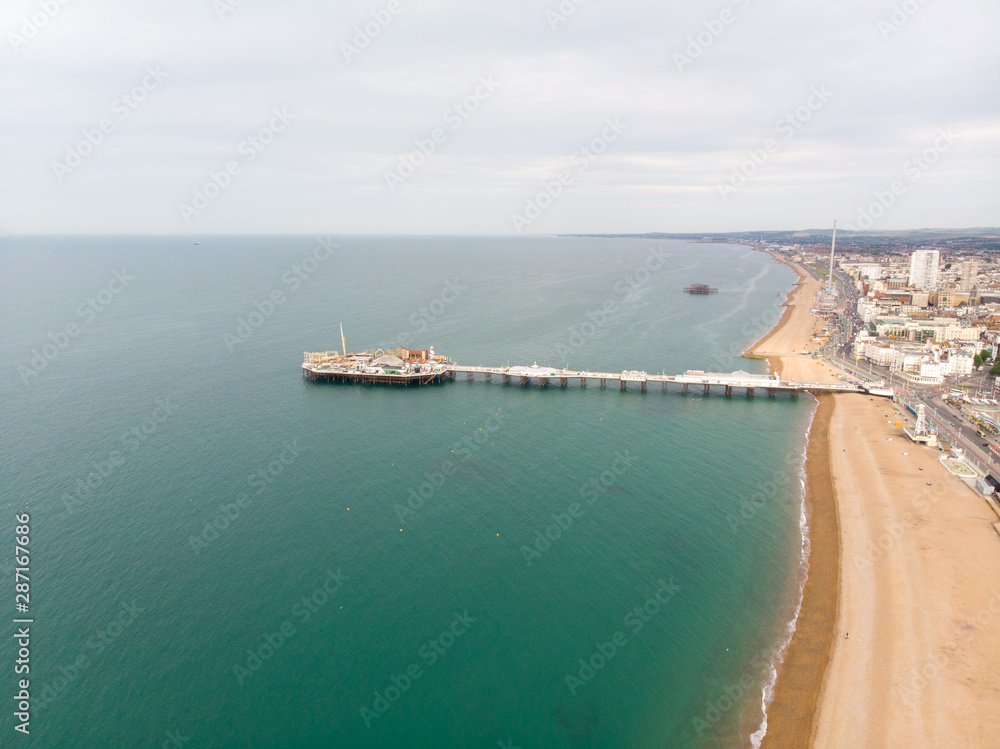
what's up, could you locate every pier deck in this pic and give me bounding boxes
[303,362,876,396]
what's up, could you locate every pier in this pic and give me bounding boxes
[302,357,878,397]
[442,365,867,396]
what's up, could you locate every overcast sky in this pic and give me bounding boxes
[1,0,997,234]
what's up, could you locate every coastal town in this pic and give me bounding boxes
[759,241,1000,460]
[743,239,1000,749]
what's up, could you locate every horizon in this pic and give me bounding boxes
[3,226,1000,237]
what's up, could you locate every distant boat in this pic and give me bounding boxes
[684,284,718,294]
[194,241,201,245]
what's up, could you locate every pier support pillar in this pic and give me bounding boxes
[662,381,667,391]
[467,372,474,381]
[447,370,455,380]
[560,377,567,388]
[600,379,606,389]
[520,376,529,387]
[704,384,711,396]
[725,385,733,397]
[683,384,689,394]
[580,378,586,388]
[748,387,755,398]
[790,390,798,398]
[503,374,510,385]
[485,373,491,382]
[769,388,777,398]
[540,377,548,388]
[641,380,646,392]
[620,379,627,391]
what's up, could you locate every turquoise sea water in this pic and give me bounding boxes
[0,236,813,748]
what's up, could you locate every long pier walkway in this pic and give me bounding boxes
[303,360,878,397]
[445,365,866,396]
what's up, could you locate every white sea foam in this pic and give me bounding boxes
[749,398,816,748]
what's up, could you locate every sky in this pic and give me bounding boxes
[1,0,998,235]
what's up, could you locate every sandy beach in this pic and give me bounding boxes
[744,254,843,384]
[752,252,1000,748]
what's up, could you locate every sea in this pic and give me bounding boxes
[0,236,814,748]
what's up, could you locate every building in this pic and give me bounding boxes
[853,331,872,359]
[959,260,980,292]
[946,353,974,376]
[936,289,976,308]
[859,263,883,280]
[936,324,983,343]
[907,361,945,386]
[862,341,898,367]
[908,249,940,290]
[873,317,983,344]
[401,347,430,362]
[857,300,878,324]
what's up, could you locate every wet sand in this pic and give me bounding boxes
[757,395,839,749]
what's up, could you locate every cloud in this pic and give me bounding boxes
[1,0,997,233]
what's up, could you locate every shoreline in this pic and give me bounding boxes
[747,397,816,749]
[743,250,803,371]
[756,394,839,749]
[740,250,840,749]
